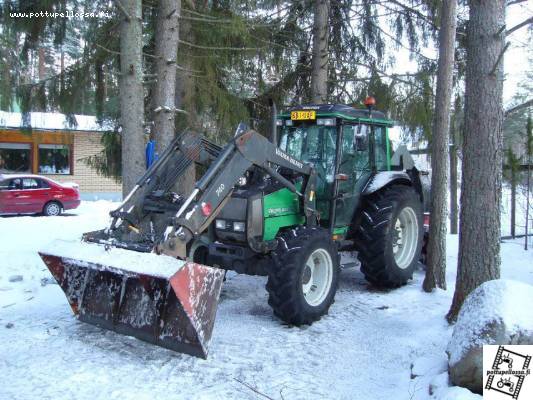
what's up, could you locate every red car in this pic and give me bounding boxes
[0,174,80,216]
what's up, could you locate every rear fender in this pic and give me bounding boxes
[362,169,424,204]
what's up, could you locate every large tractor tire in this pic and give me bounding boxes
[354,185,423,288]
[266,226,340,326]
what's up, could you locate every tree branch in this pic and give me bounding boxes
[96,43,121,56]
[505,99,533,117]
[114,0,131,22]
[490,42,510,76]
[507,0,529,6]
[233,378,275,400]
[506,16,533,36]
[179,39,260,51]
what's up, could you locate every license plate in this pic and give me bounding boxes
[291,110,316,120]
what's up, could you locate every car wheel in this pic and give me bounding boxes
[43,201,62,216]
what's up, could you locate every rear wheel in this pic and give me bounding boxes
[43,201,62,216]
[354,185,423,288]
[266,226,339,325]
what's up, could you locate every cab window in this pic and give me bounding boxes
[374,126,388,170]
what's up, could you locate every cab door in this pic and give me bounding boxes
[334,124,372,228]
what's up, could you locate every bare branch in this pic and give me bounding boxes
[114,0,131,22]
[96,43,121,56]
[233,378,275,400]
[506,17,533,36]
[505,99,533,117]
[179,39,260,51]
[490,42,510,76]
[507,0,529,6]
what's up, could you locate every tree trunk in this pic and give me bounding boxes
[38,47,46,81]
[310,0,329,103]
[447,0,505,322]
[450,122,458,235]
[170,10,195,196]
[511,167,516,238]
[119,0,146,197]
[153,0,181,156]
[526,115,532,250]
[422,0,457,292]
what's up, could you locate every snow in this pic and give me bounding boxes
[0,201,532,400]
[41,239,185,279]
[447,279,533,366]
[365,170,406,192]
[0,110,113,132]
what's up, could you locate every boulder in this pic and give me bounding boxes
[447,279,533,393]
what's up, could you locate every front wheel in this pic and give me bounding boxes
[266,226,339,326]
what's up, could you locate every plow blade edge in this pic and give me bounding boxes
[39,240,225,359]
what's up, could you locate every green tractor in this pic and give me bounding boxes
[194,102,426,325]
[39,100,426,358]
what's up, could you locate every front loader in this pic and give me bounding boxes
[39,99,426,358]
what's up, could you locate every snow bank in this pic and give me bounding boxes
[448,279,533,366]
[40,239,185,279]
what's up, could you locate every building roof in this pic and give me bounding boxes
[0,111,113,132]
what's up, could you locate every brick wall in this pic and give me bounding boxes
[46,131,121,193]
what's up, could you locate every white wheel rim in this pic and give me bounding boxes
[301,248,333,306]
[392,206,419,269]
[48,203,60,216]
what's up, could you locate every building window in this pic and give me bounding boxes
[38,144,71,174]
[0,143,31,173]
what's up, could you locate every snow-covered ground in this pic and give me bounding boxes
[0,202,532,400]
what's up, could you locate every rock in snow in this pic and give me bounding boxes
[447,279,533,393]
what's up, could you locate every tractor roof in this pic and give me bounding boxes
[279,104,392,125]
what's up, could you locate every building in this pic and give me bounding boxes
[0,111,121,200]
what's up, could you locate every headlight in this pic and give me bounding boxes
[215,219,226,229]
[233,222,245,232]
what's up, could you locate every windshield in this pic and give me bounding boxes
[279,124,337,184]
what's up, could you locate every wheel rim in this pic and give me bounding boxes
[392,206,419,269]
[301,248,333,306]
[47,203,60,216]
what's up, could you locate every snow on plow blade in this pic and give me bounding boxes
[38,240,225,359]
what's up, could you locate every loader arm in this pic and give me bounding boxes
[158,129,318,259]
[84,129,316,259]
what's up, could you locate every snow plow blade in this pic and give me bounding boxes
[38,240,225,359]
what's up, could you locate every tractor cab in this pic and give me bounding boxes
[276,103,394,235]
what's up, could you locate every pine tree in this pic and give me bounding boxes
[423,0,457,292]
[118,0,145,196]
[447,0,506,322]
